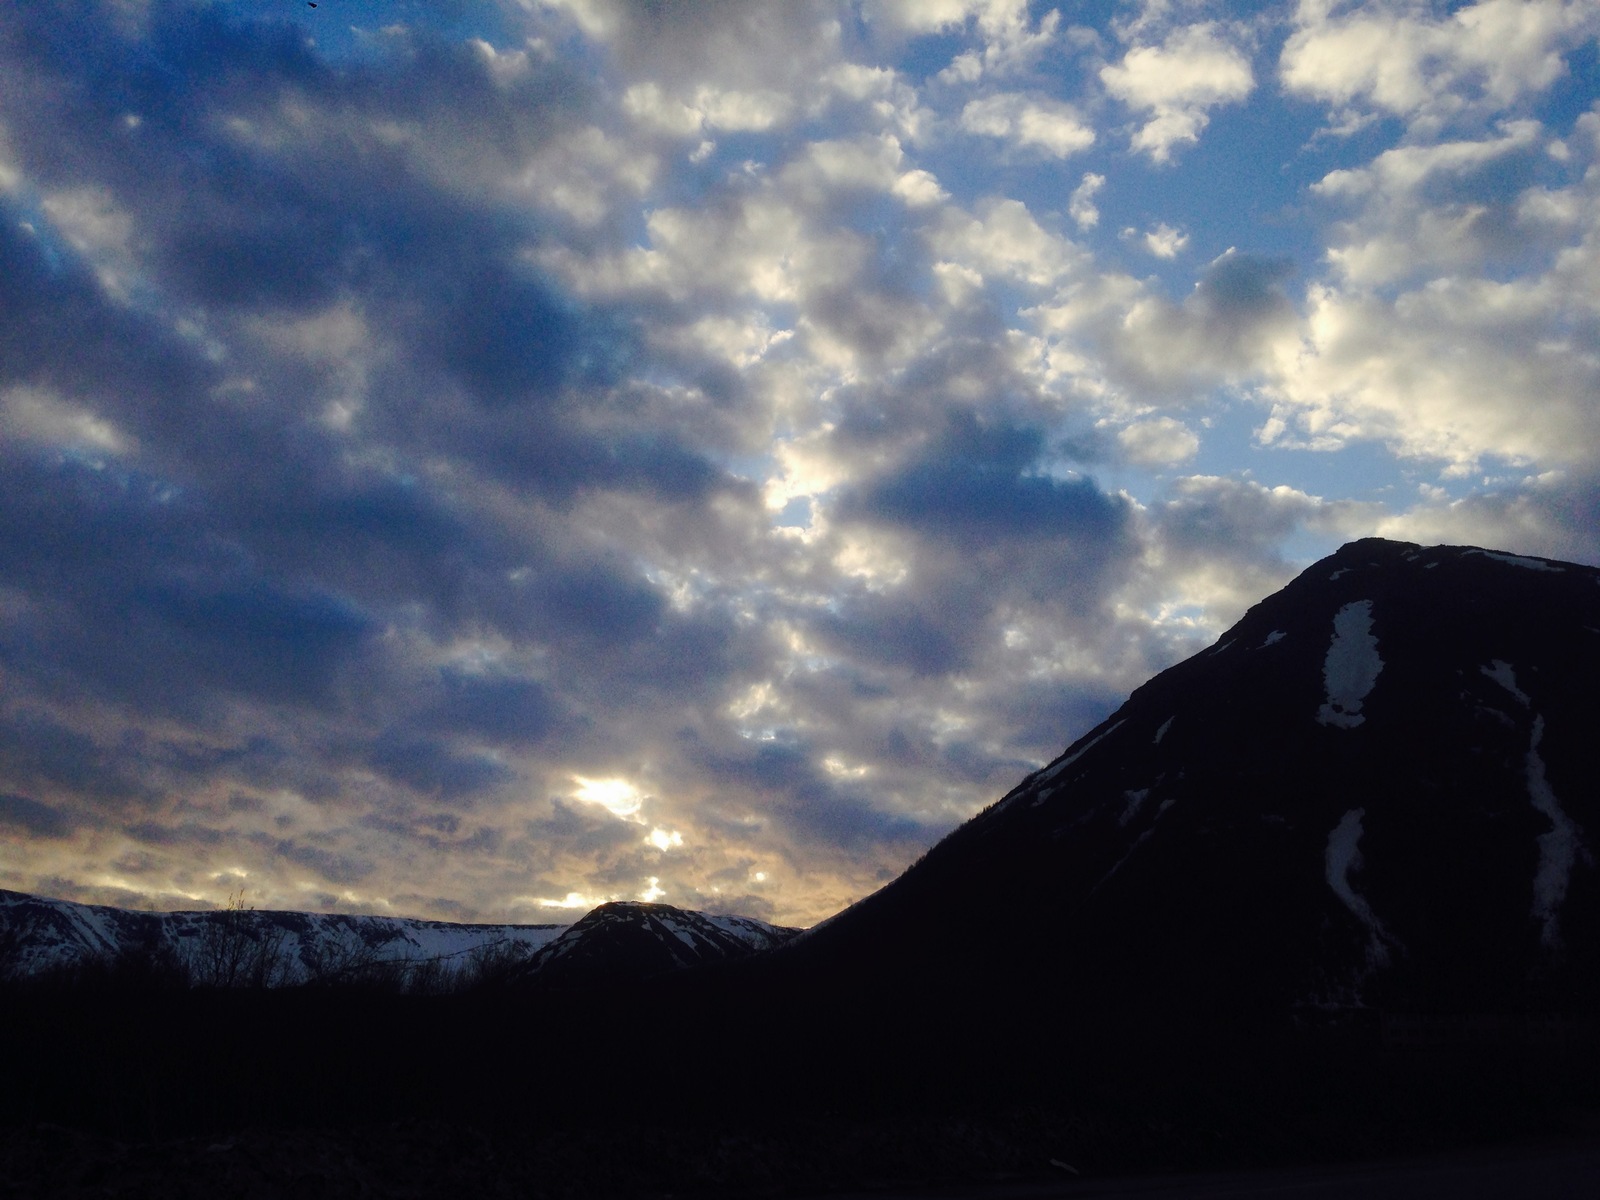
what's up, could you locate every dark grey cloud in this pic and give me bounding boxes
[0,450,379,716]
[0,709,156,809]
[1098,250,1298,400]
[122,820,228,848]
[693,736,933,851]
[524,800,643,859]
[842,410,1128,543]
[427,670,561,745]
[814,593,975,677]
[0,793,77,839]
[254,837,374,888]
[1189,251,1295,330]
[365,734,514,803]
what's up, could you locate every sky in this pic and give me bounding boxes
[2,0,1599,929]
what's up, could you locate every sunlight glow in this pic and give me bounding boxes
[639,877,666,902]
[646,828,684,851]
[572,775,644,819]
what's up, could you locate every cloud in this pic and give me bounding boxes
[1117,418,1199,466]
[1281,0,1599,134]
[1101,22,1254,162]
[929,197,1087,289]
[1032,249,1297,401]
[0,793,77,840]
[1311,120,1548,287]
[1142,222,1188,258]
[1261,110,1600,470]
[1375,471,1600,567]
[862,0,1026,36]
[1069,172,1104,230]
[959,92,1095,158]
[841,412,1128,546]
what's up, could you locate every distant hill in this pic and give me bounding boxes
[0,889,792,988]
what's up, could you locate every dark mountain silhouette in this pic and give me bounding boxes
[764,538,1600,1042]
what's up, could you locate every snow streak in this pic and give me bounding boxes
[1527,715,1584,948]
[1325,808,1395,968]
[1479,661,1586,949]
[1465,549,1565,573]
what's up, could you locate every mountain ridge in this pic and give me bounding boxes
[0,888,794,987]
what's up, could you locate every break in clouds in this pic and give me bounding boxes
[1,0,1598,926]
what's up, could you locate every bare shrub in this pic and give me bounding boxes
[194,890,290,989]
[457,939,537,991]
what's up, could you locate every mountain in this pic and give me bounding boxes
[773,538,1600,1033]
[0,889,792,988]
[517,900,798,986]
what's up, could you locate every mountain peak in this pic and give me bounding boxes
[521,899,797,985]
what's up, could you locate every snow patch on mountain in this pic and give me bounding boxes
[1526,716,1586,948]
[1466,549,1565,573]
[1317,601,1381,729]
[1325,808,1396,968]
[1259,630,1286,648]
[1475,662,1587,947]
[1482,659,1530,707]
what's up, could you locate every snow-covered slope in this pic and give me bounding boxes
[0,890,793,987]
[778,539,1600,1024]
[0,889,567,985]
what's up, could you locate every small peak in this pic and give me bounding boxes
[1331,537,1420,559]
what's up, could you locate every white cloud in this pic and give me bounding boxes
[1143,222,1188,258]
[1117,417,1199,466]
[779,133,946,207]
[1262,103,1600,472]
[1032,249,1297,401]
[1282,0,1600,133]
[861,0,1026,35]
[959,92,1095,158]
[1312,121,1545,287]
[865,0,1056,78]
[1260,271,1600,470]
[1,384,131,454]
[930,198,1087,289]
[1101,22,1254,162]
[824,63,931,143]
[1068,172,1104,230]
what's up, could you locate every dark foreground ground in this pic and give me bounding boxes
[5,977,1599,1198]
[798,1126,1600,1200]
[4,1116,1600,1199]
